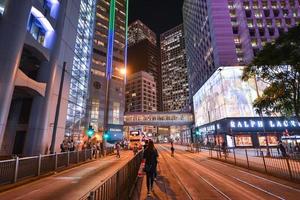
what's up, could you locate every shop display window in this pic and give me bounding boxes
[208,135,215,144]
[259,135,278,146]
[235,135,253,147]
[226,135,235,148]
[216,135,224,145]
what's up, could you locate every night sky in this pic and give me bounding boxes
[129,0,184,35]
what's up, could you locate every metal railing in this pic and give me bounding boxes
[0,147,115,185]
[209,148,300,182]
[80,151,143,200]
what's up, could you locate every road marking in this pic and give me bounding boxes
[15,189,40,200]
[232,176,286,200]
[194,172,232,200]
[177,147,300,193]
[205,159,300,193]
[55,176,81,180]
[236,169,300,193]
[183,154,290,200]
[157,145,194,200]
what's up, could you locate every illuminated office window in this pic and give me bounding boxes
[0,0,6,15]
[112,102,120,124]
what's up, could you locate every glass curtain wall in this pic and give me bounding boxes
[0,0,6,15]
[65,0,96,138]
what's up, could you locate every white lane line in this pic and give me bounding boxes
[236,169,300,193]
[194,172,232,200]
[232,176,286,200]
[206,159,300,193]
[158,145,193,200]
[14,189,40,200]
[55,176,81,180]
[180,154,291,199]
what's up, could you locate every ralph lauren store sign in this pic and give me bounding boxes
[198,117,300,133]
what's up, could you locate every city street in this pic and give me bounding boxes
[0,151,133,200]
[134,144,300,200]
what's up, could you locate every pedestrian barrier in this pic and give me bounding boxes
[80,151,143,200]
[208,147,300,182]
[0,147,115,186]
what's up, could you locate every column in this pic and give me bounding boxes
[0,0,31,153]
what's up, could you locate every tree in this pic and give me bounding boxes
[242,25,300,117]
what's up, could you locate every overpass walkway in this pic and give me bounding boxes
[124,112,193,126]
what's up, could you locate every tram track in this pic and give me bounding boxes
[158,146,194,200]
[158,145,231,200]
[170,146,299,200]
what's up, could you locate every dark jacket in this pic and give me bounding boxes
[143,148,158,172]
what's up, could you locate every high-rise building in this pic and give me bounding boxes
[0,0,89,155]
[128,20,157,46]
[127,20,162,111]
[89,0,128,141]
[160,24,189,112]
[65,0,97,141]
[183,0,300,99]
[125,71,157,112]
[185,0,300,149]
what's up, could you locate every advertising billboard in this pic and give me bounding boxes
[193,66,264,126]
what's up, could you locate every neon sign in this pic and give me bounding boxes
[106,0,116,80]
[230,119,300,129]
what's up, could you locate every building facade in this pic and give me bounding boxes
[0,0,87,155]
[125,71,157,112]
[127,21,161,110]
[128,20,157,46]
[88,0,128,140]
[65,0,97,141]
[160,24,189,112]
[183,0,300,100]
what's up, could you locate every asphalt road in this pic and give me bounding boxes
[149,144,300,200]
[0,151,134,200]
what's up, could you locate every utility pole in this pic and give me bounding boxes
[50,62,66,154]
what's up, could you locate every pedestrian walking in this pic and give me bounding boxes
[133,143,138,155]
[278,141,287,157]
[116,142,121,158]
[60,140,68,152]
[143,140,149,150]
[92,143,97,158]
[221,141,227,157]
[171,145,175,157]
[69,140,75,151]
[143,140,158,196]
[60,141,65,152]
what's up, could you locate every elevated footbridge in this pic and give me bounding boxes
[124,112,194,126]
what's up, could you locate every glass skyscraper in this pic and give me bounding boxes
[183,0,300,100]
[65,0,97,138]
[160,24,189,112]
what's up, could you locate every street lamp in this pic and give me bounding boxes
[120,67,126,75]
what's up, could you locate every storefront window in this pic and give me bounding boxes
[235,135,253,147]
[226,135,235,148]
[258,135,278,146]
[215,135,224,145]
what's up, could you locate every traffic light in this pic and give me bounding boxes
[104,130,110,140]
[86,125,95,138]
[195,128,201,136]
